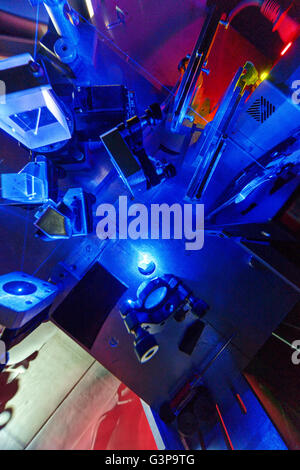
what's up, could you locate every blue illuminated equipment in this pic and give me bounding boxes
[29,0,80,48]
[0,0,298,450]
[0,156,49,205]
[138,253,156,276]
[0,272,58,329]
[121,275,209,363]
[0,53,72,150]
[34,188,95,241]
[101,103,176,195]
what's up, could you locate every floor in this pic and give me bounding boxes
[0,322,157,450]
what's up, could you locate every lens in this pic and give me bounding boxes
[144,286,167,309]
[141,345,159,363]
[3,281,37,296]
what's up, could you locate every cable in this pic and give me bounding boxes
[32,241,65,276]
[20,151,35,272]
[20,3,41,273]
[20,210,30,272]
[33,2,40,60]
[272,332,299,351]
[75,9,172,95]
[282,322,300,333]
[227,1,263,25]
[73,7,210,125]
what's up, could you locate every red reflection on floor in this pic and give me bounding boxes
[92,384,158,450]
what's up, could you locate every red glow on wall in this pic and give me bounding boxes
[92,384,158,450]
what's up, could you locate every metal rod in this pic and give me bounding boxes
[215,403,235,450]
[234,392,247,414]
[198,332,236,377]
[43,0,79,46]
[272,332,299,351]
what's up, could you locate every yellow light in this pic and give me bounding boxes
[85,0,94,18]
[260,72,269,81]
